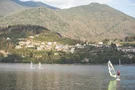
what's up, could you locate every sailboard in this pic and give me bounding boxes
[107,60,117,78]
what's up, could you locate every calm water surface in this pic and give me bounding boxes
[0,63,135,90]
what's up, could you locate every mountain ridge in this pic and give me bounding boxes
[0,3,135,42]
[0,0,58,17]
[0,0,24,17]
[12,0,58,9]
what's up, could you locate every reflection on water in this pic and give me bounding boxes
[108,80,122,90]
[0,64,135,90]
[108,80,116,90]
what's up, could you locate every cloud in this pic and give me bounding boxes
[20,0,112,9]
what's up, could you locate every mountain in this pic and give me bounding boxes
[12,0,58,9]
[0,0,57,17]
[0,3,135,42]
[0,0,24,17]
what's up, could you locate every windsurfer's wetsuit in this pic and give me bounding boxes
[117,71,120,76]
[117,71,120,80]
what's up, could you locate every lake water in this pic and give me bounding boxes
[0,64,135,90]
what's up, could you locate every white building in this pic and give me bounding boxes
[71,48,75,53]
[6,37,10,40]
[30,36,34,39]
[15,45,22,49]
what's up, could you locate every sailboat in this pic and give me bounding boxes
[38,62,43,69]
[30,61,35,69]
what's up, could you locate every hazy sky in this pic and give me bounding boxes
[20,0,135,18]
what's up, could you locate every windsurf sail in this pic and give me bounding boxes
[107,60,116,78]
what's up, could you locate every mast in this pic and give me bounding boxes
[119,59,121,66]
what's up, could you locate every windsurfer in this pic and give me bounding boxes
[117,70,120,79]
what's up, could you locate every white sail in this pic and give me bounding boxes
[107,61,116,78]
[30,61,35,69]
[39,62,43,69]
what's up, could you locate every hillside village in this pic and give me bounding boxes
[1,36,135,53]
[0,23,135,64]
[15,35,75,52]
[0,35,135,63]
[15,35,135,53]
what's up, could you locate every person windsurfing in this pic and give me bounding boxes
[107,61,121,80]
[117,70,120,80]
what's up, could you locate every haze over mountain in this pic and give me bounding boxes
[0,2,135,42]
[0,0,57,17]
